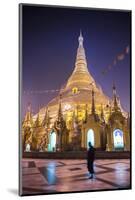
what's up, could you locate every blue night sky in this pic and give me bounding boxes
[21,5,131,117]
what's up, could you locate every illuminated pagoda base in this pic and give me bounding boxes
[22,32,130,153]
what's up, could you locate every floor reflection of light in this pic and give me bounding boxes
[114,166,129,183]
[48,162,56,168]
[22,159,130,194]
[47,162,57,185]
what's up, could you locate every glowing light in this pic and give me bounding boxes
[63,104,71,111]
[87,129,94,148]
[113,129,124,149]
[49,132,56,152]
[25,143,31,152]
[72,87,78,94]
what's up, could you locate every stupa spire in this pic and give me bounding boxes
[58,94,63,121]
[66,31,94,89]
[112,82,120,111]
[75,31,87,73]
[91,88,96,114]
[34,112,40,128]
[23,102,33,127]
[78,30,83,46]
[42,107,50,127]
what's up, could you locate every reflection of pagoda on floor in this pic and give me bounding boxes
[22,32,130,152]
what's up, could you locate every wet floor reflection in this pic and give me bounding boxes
[23,159,130,195]
[40,162,57,185]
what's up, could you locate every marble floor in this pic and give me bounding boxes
[21,159,131,195]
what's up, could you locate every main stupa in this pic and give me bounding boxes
[38,31,110,125]
[23,31,130,152]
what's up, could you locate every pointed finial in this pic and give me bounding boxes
[78,29,83,45]
[112,82,120,111]
[57,93,63,120]
[27,102,31,112]
[112,81,116,95]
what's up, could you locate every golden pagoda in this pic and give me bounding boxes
[22,32,130,152]
[39,31,110,123]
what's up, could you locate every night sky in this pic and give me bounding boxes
[21,5,131,117]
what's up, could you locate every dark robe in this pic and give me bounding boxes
[87,146,95,174]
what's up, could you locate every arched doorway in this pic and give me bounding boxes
[113,129,124,150]
[48,132,56,152]
[87,129,94,149]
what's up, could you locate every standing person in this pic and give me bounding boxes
[87,142,95,179]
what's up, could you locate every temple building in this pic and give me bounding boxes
[22,32,130,152]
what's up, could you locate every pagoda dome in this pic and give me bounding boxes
[39,32,110,124]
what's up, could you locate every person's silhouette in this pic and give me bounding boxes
[87,142,95,179]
